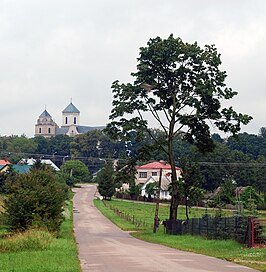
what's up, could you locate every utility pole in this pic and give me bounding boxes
[153,168,163,233]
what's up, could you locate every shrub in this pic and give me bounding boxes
[4,170,68,232]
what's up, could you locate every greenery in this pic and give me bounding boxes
[106,34,252,220]
[60,160,92,185]
[96,160,116,200]
[95,199,266,271]
[4,169,68,231]
[0,194,80,272]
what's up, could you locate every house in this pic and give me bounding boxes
[0,163,31,174]
[19,158,60,171]
[0,159,11,167]
[140,175,172,200]
[136,161,182,200]
[136,161,181,185]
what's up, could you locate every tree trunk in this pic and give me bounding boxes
[168,127,179,221]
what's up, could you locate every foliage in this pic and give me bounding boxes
[70,129,126,159]
[107,34,252,220]
[215,177,237,206]
[60,160,91,185]
[0,192,80,272]
[96,160,115,200]
[114,158,137,188]
[4,170,68,231]
[240,186,262,209]
[145,182,158,198]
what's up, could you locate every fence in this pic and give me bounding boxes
[102,201,148,229]
[249,218,266,248]
[164,216,251,244]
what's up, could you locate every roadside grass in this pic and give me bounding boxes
[0,192,81,272]
[94,199,266,272]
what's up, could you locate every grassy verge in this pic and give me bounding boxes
[94,199,266,272]
[0,192,81,272]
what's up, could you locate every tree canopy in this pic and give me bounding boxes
[107,35,252,220]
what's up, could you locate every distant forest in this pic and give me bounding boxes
[0,128,266,193]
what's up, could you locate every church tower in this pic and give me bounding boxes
[61,102,80,136]
[35,109,58,138]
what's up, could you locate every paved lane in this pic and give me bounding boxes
[73,184,258,272]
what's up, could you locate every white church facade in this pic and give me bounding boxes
[35,102,104,137]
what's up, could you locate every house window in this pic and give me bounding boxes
[65,117,68,124]
[39,128,41,133]
[74,117,77,124]
[48,128,51,133]
[139,172,147,178]
[152,172,157,176]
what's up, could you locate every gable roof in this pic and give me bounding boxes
[62,102,80,113]
[136,161,181,170]
[142,175,171,191]
[0,159,11,166]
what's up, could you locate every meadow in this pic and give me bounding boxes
[0,195,81,272]
[94,199,266,272]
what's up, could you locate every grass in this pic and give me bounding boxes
[94,199,266,272]
[0,193,81,272]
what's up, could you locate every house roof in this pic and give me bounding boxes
[12,165,32,174]
[40,109,52,118]
[142,175,171,191]
[62,102,80,113]
[136,161,181,170]
[0,159,11,166]
[56,126,105,135]
[19,158,60,171]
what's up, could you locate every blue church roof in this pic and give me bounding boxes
[40,109,52,118]
[62,102,80,113]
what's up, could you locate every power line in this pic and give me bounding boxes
[199,162,266,167]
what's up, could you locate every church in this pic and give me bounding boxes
[35,102,104,137]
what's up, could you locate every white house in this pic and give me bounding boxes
[19,158,60,171]
[136,161,182,200]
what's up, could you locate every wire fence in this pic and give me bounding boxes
[102,201,148,229]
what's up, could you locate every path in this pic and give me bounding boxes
[73,184,258,272]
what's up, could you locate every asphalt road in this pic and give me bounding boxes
[73,184,258,272]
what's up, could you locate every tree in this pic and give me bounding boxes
[60,160,91,185]
[96,160,115,200]
[145,182,158,199]
[4,170,68,231]
[107,35,252,220]
[178,159,204,220]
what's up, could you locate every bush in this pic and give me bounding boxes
[4,170,68,232]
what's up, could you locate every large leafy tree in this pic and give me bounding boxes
[108,35,252,219]
[60,160,91,185]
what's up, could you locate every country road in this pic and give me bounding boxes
[73,184,258,272]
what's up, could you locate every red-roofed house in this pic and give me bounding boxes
[0,160,11,166]
[136,161,182,185]
[136,161,182,200]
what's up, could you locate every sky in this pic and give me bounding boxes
[0,0,266,137]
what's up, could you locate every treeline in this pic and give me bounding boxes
[1,128,266,194]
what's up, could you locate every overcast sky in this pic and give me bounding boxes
[0,0,265,137]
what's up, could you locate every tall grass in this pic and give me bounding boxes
[0,229,53,252]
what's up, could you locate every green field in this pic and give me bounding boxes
[94,199,266,272]
[0,196,81,272]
